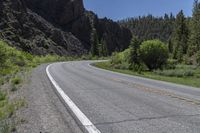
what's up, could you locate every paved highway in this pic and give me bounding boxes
[47,61,200,133]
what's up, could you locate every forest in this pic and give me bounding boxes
[118,13,176,43]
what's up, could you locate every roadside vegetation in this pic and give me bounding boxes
[0,40,77,132]
[95,1,200,88]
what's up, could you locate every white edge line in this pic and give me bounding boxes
[46,63,101,133]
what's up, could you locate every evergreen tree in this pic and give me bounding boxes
[168,38,173,53]
[172,10,189,61]
[90,28,99,56]
[188,0,200,57]
[99,37,108,56]
[98,43,103,57]
[128,36,140,65]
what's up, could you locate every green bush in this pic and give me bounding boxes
[0,41,7,67]
[119,61,130,70]
[197,51,200,65]
[0,91,6,101]
[0,78,4,85]
[140,40,168,70]
[165,59,178,69]
[11,77,22,85]
[111,52,122,65]
[111,49,130,65]
[11,85,17,92]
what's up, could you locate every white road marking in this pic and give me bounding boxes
[46,64,101,133]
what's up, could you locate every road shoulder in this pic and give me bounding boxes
[16,64,82,133]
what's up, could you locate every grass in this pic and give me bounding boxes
[94,61,200,88]
[0,99,24,133]
[154,69,195,77]
[0,89,27,132]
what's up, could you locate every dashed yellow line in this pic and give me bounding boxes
[108,77,200,106]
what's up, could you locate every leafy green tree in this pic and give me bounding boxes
[188,0,200,57]
[90,28,99,56]
[139,40,168,70]
[172,10,189,61]
[128,36,140,65]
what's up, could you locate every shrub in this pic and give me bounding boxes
[197,51,200,65]
[11,85,17,92]
[139,40,168,70]
[0,91,6,101]
[11,77,22,85]
[165,59,178,69]
[0,41,7,67]
[111,49,131,65]
[119,61,130,70]
[0,78,4,85]
[111,52,122,65]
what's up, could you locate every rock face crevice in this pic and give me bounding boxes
[0,0,131,55]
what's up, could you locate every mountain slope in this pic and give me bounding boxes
[0,0,132,55]
[0,0,86,55]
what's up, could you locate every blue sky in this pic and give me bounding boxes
[83,0,194,21]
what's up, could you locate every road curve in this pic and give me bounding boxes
[47,61,200,133]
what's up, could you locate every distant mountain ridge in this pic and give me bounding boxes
[0,0,131,55]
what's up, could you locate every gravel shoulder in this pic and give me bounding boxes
[16,64,82,133]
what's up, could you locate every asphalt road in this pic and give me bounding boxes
[47,61,200,133]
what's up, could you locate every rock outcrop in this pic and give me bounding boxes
[0,0,132,55]
[0,0,86,55]
[24,0,84,28]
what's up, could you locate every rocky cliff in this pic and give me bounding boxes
[0,0,132,55]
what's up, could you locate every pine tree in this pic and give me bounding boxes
[168,38,173,53]
[99,37,108,57]
[128,36,140,65]
[90,28,99,56]
[172,10,189,61]
[188,0,200,57]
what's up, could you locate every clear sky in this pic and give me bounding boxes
[83,0,194,21]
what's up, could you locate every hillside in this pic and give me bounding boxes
[118,14,176,42]
[0,0,132,55]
